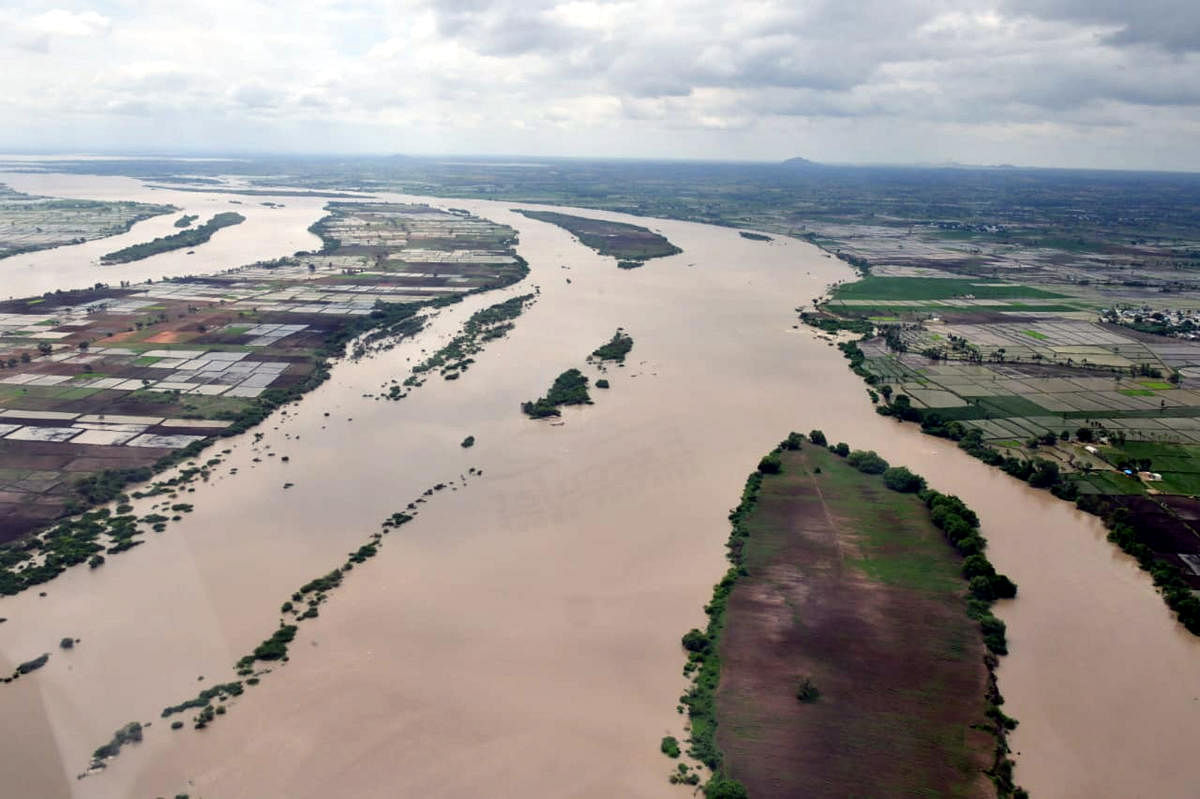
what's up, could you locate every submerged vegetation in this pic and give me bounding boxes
[90,721,142,768]
[522,368,591,418]
[88,475,471,768]
[382,293,537,399]
[100,211,245,263]
[589,329,634,363]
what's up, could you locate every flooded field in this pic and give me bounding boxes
[0,173,335,298]
[0,178,1197,799]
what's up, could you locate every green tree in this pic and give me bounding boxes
[705,778,749,799]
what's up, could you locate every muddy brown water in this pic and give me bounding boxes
[0,178,1197,799]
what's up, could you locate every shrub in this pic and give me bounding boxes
[882,466,925,492]
[808,429,827,446]
[757,453,782,474]
[989,574,1018,599]
[961,554,995,579]
[795,676,820,702]
[595,378,610,389]
[834,442,850,457]
[782,432,804,450]
[979,615,1008,654]
[681,628,711,654]
[846,449,889,474]
[660,735,680,758]
[704,778,750,799]
[460,435,475,448]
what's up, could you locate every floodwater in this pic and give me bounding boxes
[0,178,1197,799]
[0,172,334,298]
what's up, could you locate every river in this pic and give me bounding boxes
[0,176,1197,799]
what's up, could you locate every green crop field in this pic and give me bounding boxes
[832,276,1066,301]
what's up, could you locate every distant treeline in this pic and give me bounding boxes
[100,212,245,263]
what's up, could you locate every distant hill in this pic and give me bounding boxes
[781,157,817,168]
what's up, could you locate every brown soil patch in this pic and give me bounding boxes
[143,330,189,344]
[715,447,993,798]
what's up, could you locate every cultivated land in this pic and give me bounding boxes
[0,183,175,259]
[0,200,526,566]
[700,444,1004,798]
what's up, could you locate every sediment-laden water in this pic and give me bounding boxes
[0,179,1196,799]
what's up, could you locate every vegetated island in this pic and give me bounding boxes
[589,328,633,364]
[383,292,538,399]
[512,209,681,269]
[738,231,772,242]
[100,212,246,264]
[521,368,591,418]
[674,431,1024,799]
[174,214,198,228]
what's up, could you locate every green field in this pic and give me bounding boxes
[926,395,1052,421]
[832,277,1066,301]
[827,302,1082,316]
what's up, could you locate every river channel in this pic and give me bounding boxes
[0,176,1196,799]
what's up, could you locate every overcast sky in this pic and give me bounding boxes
[1,0,1198,170]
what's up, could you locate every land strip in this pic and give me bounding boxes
[100,211,246,263]
[512,209,681,268]
[679,437,1021,798]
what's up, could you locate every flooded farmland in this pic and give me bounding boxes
[0,172,334,298]
[0,177,1198,799]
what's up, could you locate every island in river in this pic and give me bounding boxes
[681,436,1023,798]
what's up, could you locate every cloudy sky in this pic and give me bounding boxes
[1,0,1198,169]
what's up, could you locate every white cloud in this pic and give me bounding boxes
[0,0,1195,169]
[29,9,111,38]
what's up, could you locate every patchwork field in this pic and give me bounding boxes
[0,202,526,542]
[0,182,175,259]
[813,268,1200,595]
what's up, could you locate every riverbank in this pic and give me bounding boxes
[681,438,1020,798]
